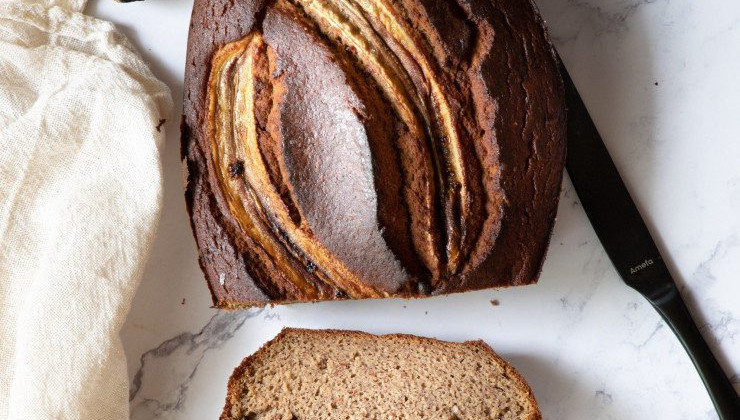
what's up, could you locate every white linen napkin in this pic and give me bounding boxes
[0,0,172,418]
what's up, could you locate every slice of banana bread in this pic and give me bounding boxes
[221,328,541,419]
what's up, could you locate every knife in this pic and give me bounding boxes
[559,57,740,419]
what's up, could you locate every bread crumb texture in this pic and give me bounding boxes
[221,329,540,420]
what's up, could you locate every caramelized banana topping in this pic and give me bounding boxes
[206,0,502,297]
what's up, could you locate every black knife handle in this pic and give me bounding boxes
[558,58,739,418]
[652,285,740,419]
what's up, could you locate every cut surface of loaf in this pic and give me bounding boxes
[183,0,566,307]
[221,329,541,420]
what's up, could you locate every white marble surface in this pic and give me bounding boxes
[86,0,740,418]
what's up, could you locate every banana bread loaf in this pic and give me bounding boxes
[182,0,566,307]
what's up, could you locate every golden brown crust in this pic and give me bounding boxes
[466,340,543,420]
[220,328,541,420]
[183,0,566,307]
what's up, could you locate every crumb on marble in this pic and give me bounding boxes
[181,298,186,305]
[490,299,500,306]
[595,389,614,405]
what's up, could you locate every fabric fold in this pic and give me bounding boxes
[0,0,172,418]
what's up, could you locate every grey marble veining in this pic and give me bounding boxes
[129,310,263,418]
